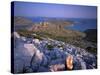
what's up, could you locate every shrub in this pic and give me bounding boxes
[47,44,54,50]
[86,46,97,54]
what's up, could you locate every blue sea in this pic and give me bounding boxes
[65,18,97,32]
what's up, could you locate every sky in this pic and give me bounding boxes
[12,1,97,18]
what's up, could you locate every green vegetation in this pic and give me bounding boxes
[84,29,97,43]
[17,29,96,50]
[86,46,97,54]
[46,44,54,50]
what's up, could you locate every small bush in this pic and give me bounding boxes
[47,44,54,50]
[86,46,97,54]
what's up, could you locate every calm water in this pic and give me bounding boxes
[65,18,97,32]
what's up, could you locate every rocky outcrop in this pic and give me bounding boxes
[13,32,97,73]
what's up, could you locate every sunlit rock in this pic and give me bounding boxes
[66,55,73,70]
[21,36,26,41]
[49,64,65,72]
[33,39,40,45]
[13,32,20,39]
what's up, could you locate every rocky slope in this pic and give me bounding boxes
[14,16,33,26]
[84,29,97,43]
[13,32,97,73]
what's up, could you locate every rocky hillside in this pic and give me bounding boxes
[13,32,97,73]
[12,17,97,73]
[84,29,97,43]
[14,16,33,26]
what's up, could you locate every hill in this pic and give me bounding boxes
[84,29,97,43]
[14,16,33,26]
